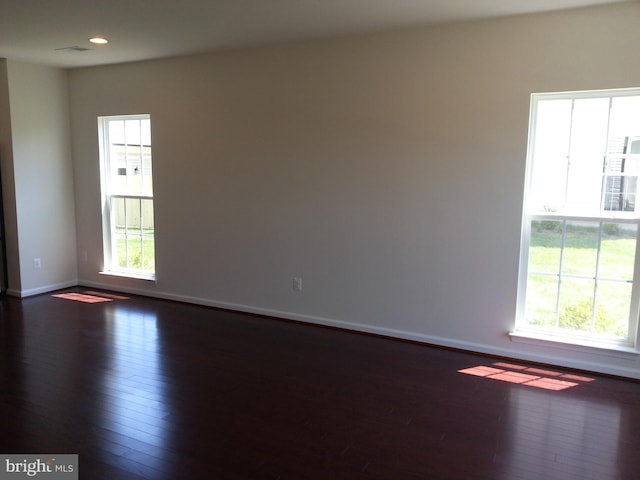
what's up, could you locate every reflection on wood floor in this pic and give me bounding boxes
[1,289,639,479]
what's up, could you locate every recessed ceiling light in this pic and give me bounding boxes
[89,37,108,45]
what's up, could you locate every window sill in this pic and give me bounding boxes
[510,330,640,359]
[99,270,156,283]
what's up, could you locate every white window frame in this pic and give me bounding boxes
[515,88,640,352]
[98,114,156,281]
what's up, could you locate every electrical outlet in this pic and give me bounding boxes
[80,251,88,262]
[33,258,41,269]
[293,277,303,292]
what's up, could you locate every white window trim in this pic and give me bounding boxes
[509,331,640,358]
[98,270,157,282]
[98,114,156,281]
[514,88,640,353]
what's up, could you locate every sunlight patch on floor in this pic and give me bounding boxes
[459,362,595,391]
[52,291,130,303]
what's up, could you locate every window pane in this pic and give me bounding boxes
[115,233,127,268]
[108,120,125,145]
[125,198,141,231]
[606,149,640,174]
[596,281,632,338]
[565,98,609,213]
[125,119,141,146]
[561,221,598,277]
[609,97,640,141]
[126,236,143,269]
[599,223,636,280]
[529,220,562,274]
[141,144,153,196]
[558,278,595,334]
[529,99,571,212]
[141,118,151,144]
[112,197,125,232]
[141,236,155,271]
[141,199,154,232]
[141,199,155,272]
[604,176,637,212]
[524,274,559,328]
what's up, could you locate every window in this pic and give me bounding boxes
[98,115,155,279]
[516,89,640,349]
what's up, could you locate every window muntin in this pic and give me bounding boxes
[517,90,640,348]
[99,115,155,278]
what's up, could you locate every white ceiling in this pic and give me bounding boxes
[0,0,633,68]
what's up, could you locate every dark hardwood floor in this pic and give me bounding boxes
[1,289,639,479]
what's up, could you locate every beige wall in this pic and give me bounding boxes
[69,3,640,377]
[0,59,19,292]
[4,61,77,295]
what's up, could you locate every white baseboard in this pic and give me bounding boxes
[13,280,78,298]
[76,279,640,380]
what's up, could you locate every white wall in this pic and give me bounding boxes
[69,2,640,378]
[5,61,77,295]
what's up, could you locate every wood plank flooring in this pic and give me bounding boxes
[1,289,639,479]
